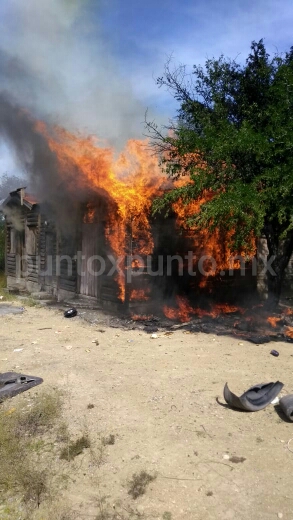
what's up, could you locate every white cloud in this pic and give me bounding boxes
[124,0,293,115]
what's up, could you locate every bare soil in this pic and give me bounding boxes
[1,302,293,519]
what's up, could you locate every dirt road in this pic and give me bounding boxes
[1,303,293,519]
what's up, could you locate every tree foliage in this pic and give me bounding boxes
[147,40,293,304]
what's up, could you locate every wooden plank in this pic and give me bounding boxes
[80,224,99,298]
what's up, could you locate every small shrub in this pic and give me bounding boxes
[23,297,39,307]
[127,471,157,499]
[15,390,62,436]
[20,468,49,506]
[0,389,66,512]
[60,435,91,461]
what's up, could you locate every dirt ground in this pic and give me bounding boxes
[1,301,293,520]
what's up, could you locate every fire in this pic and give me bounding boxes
[267,316,282,328]
[83,202,96,223]
[283,308,293,316]
[35,123,165,300]
[131,314,154,321]
[130,289,150,301]
[213,303,242,314]
[163,296,195,322]
[285,327,293,338]
[170,156,256,278]
[32,119,256,304]
[163,296,242,322]
[172,190,255,278]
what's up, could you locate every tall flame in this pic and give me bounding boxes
[35,123,165,299]
[33,121,256,304]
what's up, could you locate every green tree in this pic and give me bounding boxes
[147,40,293,307]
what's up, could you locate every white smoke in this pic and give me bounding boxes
[0,0,144,146]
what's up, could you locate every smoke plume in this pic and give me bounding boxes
[0,0,144,144]
[0,0,152,228]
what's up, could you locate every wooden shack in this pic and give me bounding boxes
[4,187,287,310]
[1,188,156,310]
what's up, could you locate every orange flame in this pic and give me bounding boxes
[285,327,293,338]
[131,314,154,321]
[172,191,255,276]
[163,296,242,322]
[267,316,282,328]
[283,308,293,316]
[84,202,96,223]
[34,123,165,300]
[163,296,196,322]
[33,120,256,303]
[130,289,150,301]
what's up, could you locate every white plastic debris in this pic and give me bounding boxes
[151,333,158,339]
[13,348,23,352]
[271,397,279,405]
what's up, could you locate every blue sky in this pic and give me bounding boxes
[95,0,293,113]
[0,0,293,177]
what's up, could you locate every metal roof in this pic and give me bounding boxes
[1,188,39,211]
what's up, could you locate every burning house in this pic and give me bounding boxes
[1,123,293,319]
[0,1,292,328]
[0,181,258,318]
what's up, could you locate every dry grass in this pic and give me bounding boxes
[0,389,69,516]
[0,273,39,306]
[0,272,15,301]
[95,497,147,520]
[60,434,91,461]
[22,297,40,307]
[0,363,158,519]
[15,389,63,436]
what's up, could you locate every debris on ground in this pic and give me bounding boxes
[223,381,284,411]
[279,395,293,421]
[0,372,43,401]
[64,308,77,318]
